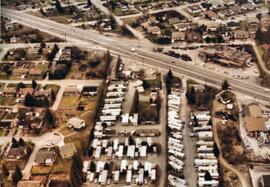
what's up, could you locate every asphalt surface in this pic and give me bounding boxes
[2,8,269,104]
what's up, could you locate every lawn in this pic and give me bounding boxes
[0,96,17,106]
[31,165,52,175]
[45,84,60,94]
[0,128,5,136]
[60,96,79,108]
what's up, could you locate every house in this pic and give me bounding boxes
[1,87,16,96]
[229,5,243,14]
[10,36,17,43]
[28,47,39,54]
[243,103,267,137]
[12,68,28,76]
[187,5,202,14]
[35,149,56,165]
[4,22,19,31]
[59,143,77,159]
[49,173,70,187]
[60,48,71,61]
[173,23,189,31]
[202,10,219,20]
[147,26,161,35]
[168,17,181,25]
[18,88,34,96]
[81,86,98,96]
[209,0,225,9]
[234,30,249,39]
[247,17,259,36]
[260,175,270,187]
[67,117,85,130]
[29,69,42,76]
[241,3,255,11]
[17,180,45,187]
[227,21,240,30]
[223,0,235,6]
[64,86,79,96]
[218,9,234,18]
[171,31,186,43]
[7,147,27,159]
[261,14,270,31]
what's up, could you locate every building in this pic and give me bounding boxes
[67,117,85,130]
[234,30,249,39]
[243,103,267,137]
[202,10,219,20]
[198,47,252,67]
[7,147,27,159]
[35,150,57,166]
[171,31,186,43]
[17,180,45,187]
[260,175,270,187]
[59,143,77,159]
[187,5,202,14]
[81,86,98,96]
[147,26,161,35]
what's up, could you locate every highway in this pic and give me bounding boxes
[1,8,270,103]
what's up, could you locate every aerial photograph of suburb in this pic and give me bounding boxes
[0,0,270,186]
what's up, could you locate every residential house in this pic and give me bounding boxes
[209,0,225,9]
[168,17,181,25]
[147,26,161,35]
[171,31,186,43]
[217,9,234,18]
[59,143,77,159]
[17,180,45,187]
[202,10,219,20]
[243,103,267,137]
[29,69,42,76]
[261,14,270,32]
[229,5,243,14]
[67,117,85,130]
[7,147,27,159]
[18,88,34,96]
[12,68,28,76]
[226,21,240,30]
[222,0,235,6]
[187,5,202,14]
[247,17,259,36]
[234,30,249,39]
[35,149,57,166]
[1,87,16,96]
[60,48,71,61]
[10,36,17,43]
[81,86,98,96]
[260,175,270,187]
[4,22,19,32]
[241,3,255,11]
[173,23,189,32]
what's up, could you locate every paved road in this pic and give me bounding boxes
[182,78,197,187]
[2,8,270,105]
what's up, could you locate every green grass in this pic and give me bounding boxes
[0,97,17,106]
[45,84,60,94]
[60,96,79,108]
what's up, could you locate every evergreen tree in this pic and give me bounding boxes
[18,138,25,146]
[12,165,22,185]
[44,108,54,128]
[193,115,199,127]
[213,142,219,158]
[24,93,35,106]
[55,0,64,14]
[70,155,83,187]
[2,163,9,177]
[11,138,19,148]
[204,171,212,181]
[90,161,96,172]
[87,0,92,6]
[32,79,38,90]
[221,79,229,91]
[207,119,213,126]
[51,90,56,102]
[189,86,196,105]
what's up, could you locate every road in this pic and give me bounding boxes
[181,78,197,187]
[1,9,270,103]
